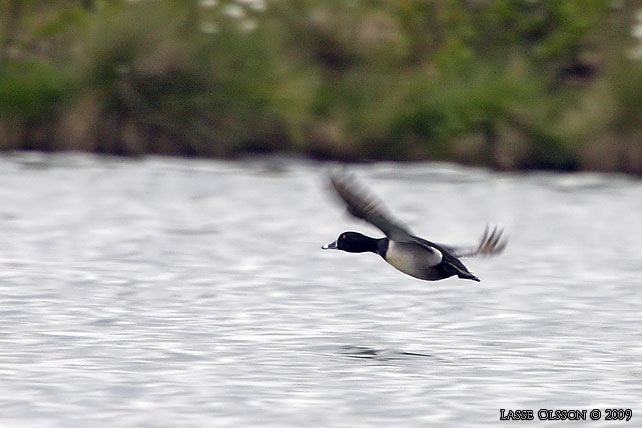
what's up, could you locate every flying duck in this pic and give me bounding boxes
[322,172,506,282]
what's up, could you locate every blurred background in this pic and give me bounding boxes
[2,2,642,426]
[2,0,642,174]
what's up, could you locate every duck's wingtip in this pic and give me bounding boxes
[477,224,508,256]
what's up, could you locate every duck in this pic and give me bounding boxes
[322,172,507,282]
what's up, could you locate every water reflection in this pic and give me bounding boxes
[339,345,435,361]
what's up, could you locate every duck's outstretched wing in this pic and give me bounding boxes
[329,172,414,241]
[440,226,507,258]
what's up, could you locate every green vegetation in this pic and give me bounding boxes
[2,0,642,174]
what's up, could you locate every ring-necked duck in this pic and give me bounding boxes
[322,172,506,282]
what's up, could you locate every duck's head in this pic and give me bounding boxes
[322,232,378,253]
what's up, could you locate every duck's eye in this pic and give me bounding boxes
[341,234,346,240]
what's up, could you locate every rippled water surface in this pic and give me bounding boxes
[1,153,641,427]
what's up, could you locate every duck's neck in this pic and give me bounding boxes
[354,235,387,256]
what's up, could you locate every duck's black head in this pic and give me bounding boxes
[322,232,380,253]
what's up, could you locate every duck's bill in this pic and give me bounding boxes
[322,240,338,250]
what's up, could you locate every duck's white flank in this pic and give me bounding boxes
[385,241,443,277]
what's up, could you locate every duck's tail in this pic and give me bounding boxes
[458,271,480,282]
[444,258,480,282]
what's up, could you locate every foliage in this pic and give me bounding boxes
[1,0,642,173]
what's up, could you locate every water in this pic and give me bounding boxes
[0,153,641,427]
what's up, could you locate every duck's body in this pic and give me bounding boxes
[322,173,506,282]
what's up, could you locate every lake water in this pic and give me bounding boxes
[0,153,641,427]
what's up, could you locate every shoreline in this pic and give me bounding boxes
[1,146,641,178]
